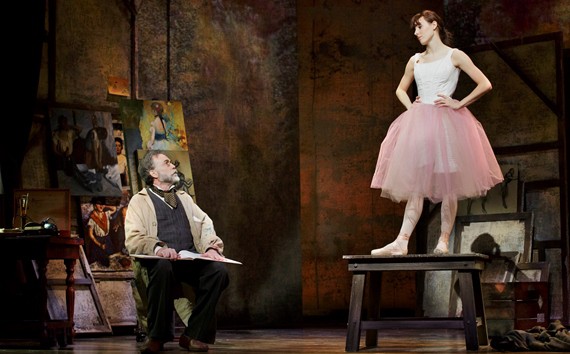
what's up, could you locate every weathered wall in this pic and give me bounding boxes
[446,0,570,48]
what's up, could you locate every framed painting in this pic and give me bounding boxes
[450,212,534,317]
[79,192,132,272]
[119,99,189,194]
[514,262,550,282]
[48,107,122,197]
[112,116,130,192]
[457,164,522,216]
[453,212,534,263]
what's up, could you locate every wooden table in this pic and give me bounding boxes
[343,253,489,352]
[0,234,83,348]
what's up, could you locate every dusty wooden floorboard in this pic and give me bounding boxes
[0,328,548,353]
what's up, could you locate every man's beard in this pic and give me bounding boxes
[160,172,180,185]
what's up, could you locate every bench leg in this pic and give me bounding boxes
[458,271,481,350]
[346,272,366,352]
[365,272,381,348]
[471,271,489,346]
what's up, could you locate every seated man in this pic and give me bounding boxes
[125,150,229,353]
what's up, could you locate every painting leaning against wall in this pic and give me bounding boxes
[49,108,123,197]
[119,99,189,194]
[79,192,132,272]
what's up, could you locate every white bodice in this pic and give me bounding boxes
[414,49,460,105]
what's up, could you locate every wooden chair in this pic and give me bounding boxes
[131,259,195,341]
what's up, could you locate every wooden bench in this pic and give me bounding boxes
[343,253,489,352]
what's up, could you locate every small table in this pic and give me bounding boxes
[0,234,83,348]
[343,253,489,352]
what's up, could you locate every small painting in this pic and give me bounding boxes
[79,191,132,272]
[458,164,520,216]
[112,118,130,192]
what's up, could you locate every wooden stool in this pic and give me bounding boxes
[343,254,489,352]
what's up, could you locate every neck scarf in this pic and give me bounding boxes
[151,186,177,208]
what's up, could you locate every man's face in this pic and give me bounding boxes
[151,154,180,184]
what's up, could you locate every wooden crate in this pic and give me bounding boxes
[514,282,549,330]
[482,281,549,337]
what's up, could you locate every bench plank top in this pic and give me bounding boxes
[343,253,489,271]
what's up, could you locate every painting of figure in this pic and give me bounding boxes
[120,100,189,194]
[49,108,122,197]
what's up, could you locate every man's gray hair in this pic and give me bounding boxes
[138,150,167,186]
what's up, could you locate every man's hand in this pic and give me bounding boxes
[202,248,225,261]
[156,247,179,259]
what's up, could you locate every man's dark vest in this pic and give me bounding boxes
[148,190,196,252]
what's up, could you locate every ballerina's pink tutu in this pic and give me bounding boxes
[372,49,503,203]
[371,102,503,203]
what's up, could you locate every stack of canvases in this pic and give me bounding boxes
[453,201,549,338]
[481,252,550,337]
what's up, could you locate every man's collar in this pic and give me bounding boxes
[152,184,176,192]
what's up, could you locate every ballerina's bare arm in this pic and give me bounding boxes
[436,49,492,109]
[395,56,416,110]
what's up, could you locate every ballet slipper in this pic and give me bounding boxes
[371,235,409,256]
[433,233,449,254]
[433,241,449,254]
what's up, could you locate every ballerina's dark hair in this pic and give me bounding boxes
[410,10,454,47]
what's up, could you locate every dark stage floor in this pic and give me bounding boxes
[0,327,552,353]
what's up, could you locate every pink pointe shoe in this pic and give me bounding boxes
[371,238,408,256]
[433,241,449,254]
[433,233,450,254]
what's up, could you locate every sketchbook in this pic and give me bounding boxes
[131,250,242,265]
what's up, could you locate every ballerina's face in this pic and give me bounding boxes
[414,17,437,46]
